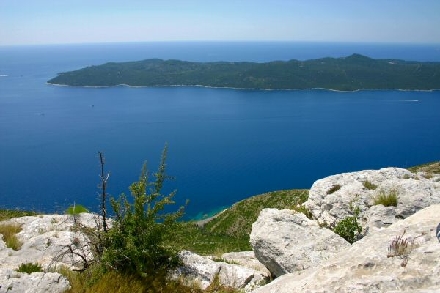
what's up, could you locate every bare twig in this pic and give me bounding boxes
[98,151,109,232]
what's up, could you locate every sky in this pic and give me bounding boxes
[1,0,440,45]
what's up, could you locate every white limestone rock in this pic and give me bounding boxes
[174,250,269,292]
[221,251,270,276]
[0,271,70,293]
[250,208,350,277]
[0,213,101,271]
[304,167,440,232]
[0,213,105,292]
[252,204,440,293]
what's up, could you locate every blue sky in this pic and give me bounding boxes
[1,0,440,45]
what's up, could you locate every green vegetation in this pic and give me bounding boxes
[62,267,239,293]
[408,161,440,175]
[101,152,184,277]
[0,224,23,250]
[48,54,440,91]
[363,180,378,190]
[171,189,308,254]
[17,262,43,274]
[333,207,362,244]
[374,189,398,207]
[65,204,89,215]
[326,184,341,195]
[60,146,193,291]
[0,209,37,222]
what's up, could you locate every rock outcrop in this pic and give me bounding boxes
[0,213,101,293]
[304,167,440,232]
[2,166,440,292]
[174,250,269,292]
[1,213,268,292]
[0,271,70,293]
[250,209,350,277]
[252,204,440,293]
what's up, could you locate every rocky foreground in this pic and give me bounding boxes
[1,167,440,292]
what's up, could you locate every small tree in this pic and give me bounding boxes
[101,145,185,276]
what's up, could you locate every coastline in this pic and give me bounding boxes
[46,82,440,93]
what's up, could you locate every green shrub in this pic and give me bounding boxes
[326,184,341,194]
[66,204,89,215]
[17,262,43,274]
[0,224,23,250]
[374,189,398,207]
[362,180,377,190]
[101,146,185,277]
[333,207,362,244]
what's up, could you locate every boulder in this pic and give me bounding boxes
[250,209,350,277]
[174,250,269,292]
[304,168,440,232]
[252,204,440,293]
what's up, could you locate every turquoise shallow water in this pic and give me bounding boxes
[1,42,440,218]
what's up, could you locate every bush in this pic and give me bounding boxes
[17,262,43,274]
[0,224,23,250]
[101,146,185,277]
[374,189,398,207]
[333,207,362,244]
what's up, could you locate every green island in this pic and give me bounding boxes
[48,54,440,91]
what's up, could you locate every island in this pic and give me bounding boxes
[47,54,440,91]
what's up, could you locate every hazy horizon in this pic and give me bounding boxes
[2,40,440,48]
[1,0,440,46]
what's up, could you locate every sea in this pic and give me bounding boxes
[1,42,440,219]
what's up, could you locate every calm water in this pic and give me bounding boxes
[1,42,440,218]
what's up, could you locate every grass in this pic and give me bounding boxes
[60,265,239,293]
[374,189,398,207]
[171,189,309,254]
[326,184,341,195]
[17,262,43,274]
[408,161,440,174]
[0,209,37,222]
[0,224,23,250]
[363,180,378,190]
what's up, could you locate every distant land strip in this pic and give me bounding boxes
[47,54,440,91]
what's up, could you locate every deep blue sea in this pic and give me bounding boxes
[1,42,440,219]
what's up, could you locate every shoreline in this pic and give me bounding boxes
[46,82,440,93]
